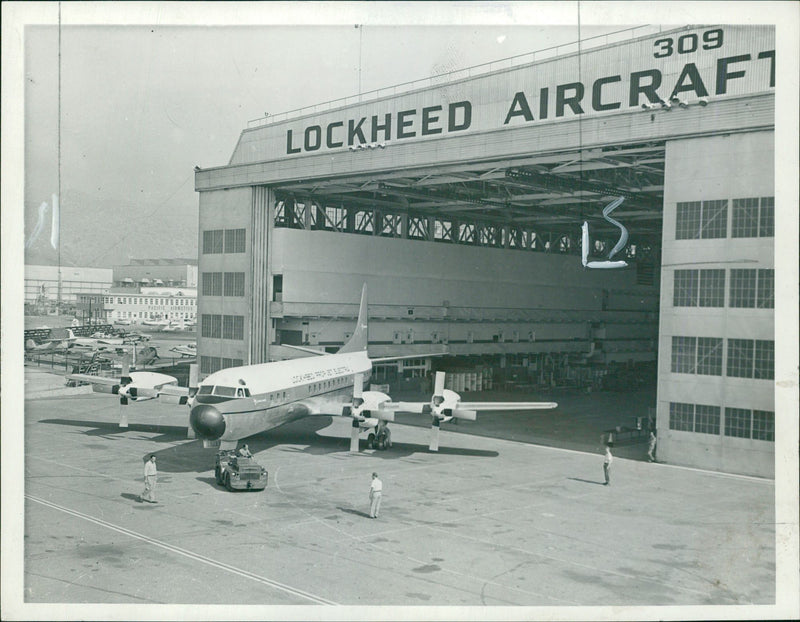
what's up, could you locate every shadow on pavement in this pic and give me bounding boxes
[567,477,607,486]
[337,506,372,519]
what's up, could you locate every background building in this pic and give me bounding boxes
[194,25,775,476]
[112,258,197,288]
[25,264,112,307]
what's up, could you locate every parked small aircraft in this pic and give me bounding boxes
[25,328,76,353]
[70,329,125,348]
[67,285,558,452]
[170,343,197,358]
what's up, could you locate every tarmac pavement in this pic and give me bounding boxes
[19,378,775,613]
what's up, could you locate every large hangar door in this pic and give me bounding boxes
[250,186,274,364]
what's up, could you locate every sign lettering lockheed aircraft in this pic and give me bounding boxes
[275,26,774,157]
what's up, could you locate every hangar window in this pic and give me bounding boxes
[202,272,223,296]
[700,200,728,238]
[675,200,728,239]
[202,314,222,338]
[753,340,774,380]
[670,336,696,374]
[698,270,725,307]
[203,229,224,254]
[668,402,694,432]
[224,228,246,253]
[752,410,775,441]
[729,269,773,309]
[726,338,754,378]
[732,197,774,238]
[724,407,751,438]
[694,404,720,435]
[673,270,698,306]
[222,358,244,369]
[696,337,723,376]
[757,269,774,308]
[223,315,244,340]
[224,272,245,297]
[200,356,222,374]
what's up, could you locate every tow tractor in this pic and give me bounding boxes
[214,450,268,491]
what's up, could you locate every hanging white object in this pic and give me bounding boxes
[581,197,629,269]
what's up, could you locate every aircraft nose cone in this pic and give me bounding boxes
[190,405,226,440]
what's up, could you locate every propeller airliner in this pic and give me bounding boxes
[67,285,558,452]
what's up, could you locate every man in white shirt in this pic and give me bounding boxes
[603,445,613,486]
[140,455,158,503]
[369,472,383,518]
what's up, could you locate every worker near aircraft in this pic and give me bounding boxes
[140,455,158,503]
[603,445,613,486]
[238,444,252,458]
[369,472,383,519]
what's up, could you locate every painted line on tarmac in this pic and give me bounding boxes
[26,494,339,606]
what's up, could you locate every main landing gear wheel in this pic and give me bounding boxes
[367,433,376,449]
[224,473,233,492]
[215,466,222,485]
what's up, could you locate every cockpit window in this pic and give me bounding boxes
[236,387,250,398]
[198,385,213,395]
[214,386,237,397]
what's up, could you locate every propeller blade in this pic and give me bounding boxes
[452,409,477,421]
[353,373,364,400]
[118,399,129,428]
[433,371,445,397]
[429,417,440,452]
[350,419,360,453]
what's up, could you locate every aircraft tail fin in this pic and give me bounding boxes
[338,283,368,354]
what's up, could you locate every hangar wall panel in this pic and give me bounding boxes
[657,131,774,477]
[197,187,252,367]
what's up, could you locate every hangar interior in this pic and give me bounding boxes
[195,25,774,476]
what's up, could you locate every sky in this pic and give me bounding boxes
[19,4,633,267]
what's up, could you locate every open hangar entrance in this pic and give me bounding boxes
[195,25,774,476]
[268,141,664,385]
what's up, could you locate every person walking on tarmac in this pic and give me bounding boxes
[647,431,657,462]
[603,445,613,486]
[140,455,158,503]
[369,472,383,518]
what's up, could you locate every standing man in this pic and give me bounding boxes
[603,445,613,486]
[369,472,383,518]
[647,431,657,462]
[140,454,158,503]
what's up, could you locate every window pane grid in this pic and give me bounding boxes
[698,269,725,307]
[676,202,701,240]
[224,228,246,253]
[729,269,756,308]
[757,269,774,308]
[726,338,754,378]
[696,337,723,375]
[759,197,774,237]
[724,407,751,438]
[223,272,245,297]
[701,200,728,239]
[752,410,775,441]
[671,336,697,373]
[669,402,694,431]
[754,340,774,380]
[731,198,759,238]
[694,404,720,435]
[673,269,698,306]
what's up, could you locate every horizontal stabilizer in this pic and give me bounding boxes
[370,352,448,364]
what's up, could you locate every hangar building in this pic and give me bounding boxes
[194,25,775,477]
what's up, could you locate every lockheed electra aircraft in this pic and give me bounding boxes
[68,285,558,452]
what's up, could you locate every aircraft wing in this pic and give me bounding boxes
[65,373,119,387]
[390,400,558,414]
